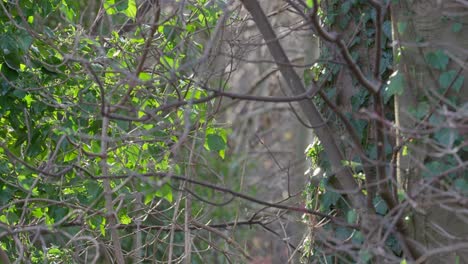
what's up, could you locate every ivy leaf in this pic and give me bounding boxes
[452,23,462,33]
[374,196,388,215]
[409,101,429,119]
[439,70,464,92]
[336,226,352,240]
[340,1,352,14]
[426,50,449,70]
[320,190,340,211]
[347,210,357,223]
[382,20,392,39]
[359,250,372,264]
[425,161,453,178]
[434,128,458,147]
[118,210,132,224]
[384,70,405,103]
[454,178,468,194]
[397,22,407,34]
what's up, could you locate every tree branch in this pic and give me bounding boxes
[238,0,373,228]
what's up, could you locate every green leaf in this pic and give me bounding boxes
[7,211,18,225]
[115,0,128,11]
[402,145,408,156]
[452,22,462,33]
[425,161,454,178]
[139,72,152,81]
[160,55,175,68]
[439,70,464,92]
[104,0,117,15]
[347,210,357,223]
[122,0,137,19]
[340,1,352,14]
[85,181,103,202]
[24,94,35,107]
[320,190,340,211]
[60,1,76,21]
[48,248,62,255]
[397,22,407,34]
[1,63,15,81]
[100,217,106,236]
[374,196,388,215]
[206,134,226,152]
[336,226,352,240]
[409,101,429,119]
[51,206,68,223]
[359,249,372,264]
[384,70,405,103]
[382,20,392,39]
[351,231,364,244]
[32,207,44,218]
[155,183,173,203]
[17,31,33,52]
[434,128,458,146]
[454,178,468,194]
[63,151,77,162]
[118,210,132,224]
[426,50,449,70]
[0,186,13,205]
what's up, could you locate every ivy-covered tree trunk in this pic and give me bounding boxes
[392,0,468,262]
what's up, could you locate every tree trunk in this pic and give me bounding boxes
[392,1,468,262]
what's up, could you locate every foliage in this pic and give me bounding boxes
[0,0,234,262]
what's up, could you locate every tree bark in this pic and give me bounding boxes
[239,0,378,240]
[392,0,468,262]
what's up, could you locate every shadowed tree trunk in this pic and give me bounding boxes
[392,0,468,262]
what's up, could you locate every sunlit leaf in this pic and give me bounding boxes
[119,210,132,224]
[155,183,173,203]
[122,0,137,19]
[104,0,117,15]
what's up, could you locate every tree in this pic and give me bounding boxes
[0,0,466,263]
[392,0,468,262]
